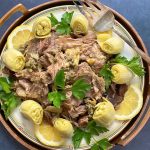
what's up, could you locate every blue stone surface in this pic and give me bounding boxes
[0,0,150,149]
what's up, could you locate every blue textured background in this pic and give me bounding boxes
[0,0,150,150]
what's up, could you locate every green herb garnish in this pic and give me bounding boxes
[48,13,59,27]
[72,120,110,149]
[54,69,65,89]
[48,70,92,107]
[71,79,91,100]
[112,55,145,76]
[0,77,20,118]
[48,69,66,108]
[91,138,111,150]
[48,11,74,35]
[99,64,114,90]
[48,91,66,108]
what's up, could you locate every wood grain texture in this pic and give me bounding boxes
[0,4,29,26]
[0,0,149,149]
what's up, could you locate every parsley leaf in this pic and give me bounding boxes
[72,79,91,100]
[0,92,20,118]
[0,77,20,118]
[99,64,114,90]
[72,128,85,149]
[61,11,74,24]
[48,13,59,27]
[91,138,111,150]
[87,120,109,136]
[54,69,65,89]
[0,77,13,93]
[112,55,145,76]
[56,22,72,35]
[48,91,66,108]
[72,121,109,149]
[48,11,74,35]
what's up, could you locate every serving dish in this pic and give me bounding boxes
[0,0,150,149]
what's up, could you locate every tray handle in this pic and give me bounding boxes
[0,4,28,27]
[116,87,150,146]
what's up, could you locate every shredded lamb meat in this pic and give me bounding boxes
[14,79,48,102]
[107,83,128,107]
[11,30,108,127]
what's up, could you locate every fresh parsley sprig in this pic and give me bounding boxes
[0,77,20,118]
[91,138,112,150]
[54,69,65,89]
[48,70,92,107]
[48,13,59,27]
[99,64,114,90]
[112,55,145,77]
[72,120,110,149]
[48,69,66,108]
[48,91,66,108]
[71,79,91,100]
[48,11,74,35]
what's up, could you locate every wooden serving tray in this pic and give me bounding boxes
[0,0,150,149]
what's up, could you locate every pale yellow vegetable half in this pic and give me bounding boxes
[53,118,74,137]
[111,64,133,84]
[20,100,43,125]
[101,37,124,54]
[71,14,88,35]
[93,98,115,127]
[2,48,25,72]
[33,16,51,38]
[97,30,112,42]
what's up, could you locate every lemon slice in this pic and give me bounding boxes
[115,85,143,120]
[35,122,64,147]
[7,25,34,49]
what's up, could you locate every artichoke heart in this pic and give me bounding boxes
[111,64,133,84]
[93,98,115,127]
[20,100,43,125]
[97,30,112,42]
[33,16,51,38]
[101,37,124,54]
[2,48,25,72]
[71,14,88,35]
[65,47,80,66]
[53,118,74,137]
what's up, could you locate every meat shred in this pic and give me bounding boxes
[11,30,109,127]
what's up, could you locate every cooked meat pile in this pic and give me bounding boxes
[7,30,127,127]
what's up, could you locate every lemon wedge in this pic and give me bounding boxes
[35,122,64,147]
[115,85,143,120]
[7,25,34,50]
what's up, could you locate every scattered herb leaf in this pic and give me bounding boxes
[48,91,66,108]
[72,121,109,149]
[99,64,114,90]
[112,55,145,76]
[56,22,72,35]
[61,11,74,24]
[0,77,12,93]
[91,138,111,150]
[72,79,91,100]
[48,11,74,35]
[87,120,109,135]
[72,128,85,149]
[48,13,59,27]
[54,69,65,89]
[0,77,20,118]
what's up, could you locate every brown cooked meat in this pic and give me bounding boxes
[14,79,48,102]
[11,30,109,125]
[107,83,128,107]
[15,69,52,84]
